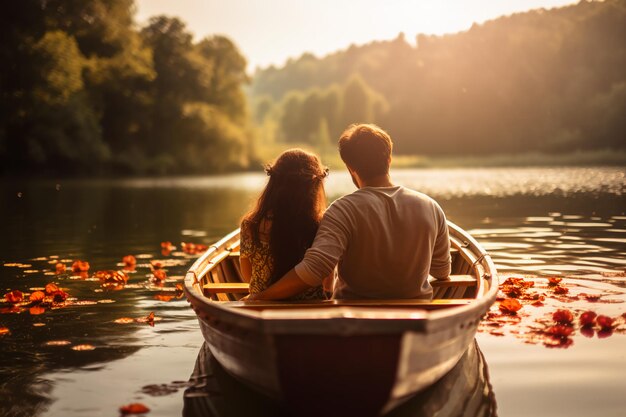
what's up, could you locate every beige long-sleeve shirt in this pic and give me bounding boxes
[294,185,451,299]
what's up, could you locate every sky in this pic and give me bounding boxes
[135,0,578,72]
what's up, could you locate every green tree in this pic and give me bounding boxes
[22,31,108,174]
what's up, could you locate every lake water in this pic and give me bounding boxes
[1,167,625,417]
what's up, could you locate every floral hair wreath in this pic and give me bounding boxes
[264,165,329,180]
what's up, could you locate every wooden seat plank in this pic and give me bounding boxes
[430,275,476,287]
[203,282,250,294]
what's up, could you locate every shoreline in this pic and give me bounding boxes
[2,150,625,181]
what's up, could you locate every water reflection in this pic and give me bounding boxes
[183,340,496,417]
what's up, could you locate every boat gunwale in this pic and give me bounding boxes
[183,221,498,333]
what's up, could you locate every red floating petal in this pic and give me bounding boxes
[122,255,137,267]
[499,298,522,315]
[29,291,45,303]
[71,260,90,273]
[596,315,614,330]
[119,403,150,414]
[552,309,574,324]
[4,290,24,303]
[579,311,597,327]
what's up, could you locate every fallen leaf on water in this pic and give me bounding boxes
[552,309,574,324]
[4,290,24,303]
[122,255,137,267]
[0,327,10,335]
[30,291,45,303]
[114,317,135,324]
[154,294,174,302]
[553,285,569,295]
[596,315,614,330]
[72,260,90,273]
[181,242,208,255]
[95,270,128,284]
[547,277,562,286]
[119,403,150,414]
[29,306,46,315]
[151,261,162,270]
[45,283,60,295]
[44,340,71,346]
[597,328,614,338]
[136,312,156,327]
[580,293,601,302]
[579,311,597,327]
[499,298,522,315]
[71,344,96,351]
[55,263,67,274]
[152,269,167,281]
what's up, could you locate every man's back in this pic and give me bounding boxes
[294,185,451,299]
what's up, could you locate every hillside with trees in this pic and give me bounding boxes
[251,0,626,157]
[0,0,252,176]
[1,1,624,176]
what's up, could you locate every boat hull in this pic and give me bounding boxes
[194,303,481,416]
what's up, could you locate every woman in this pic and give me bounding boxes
[240,149,330,300]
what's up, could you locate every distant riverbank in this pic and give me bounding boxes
[255,143,626,170]
[3,148,624,181]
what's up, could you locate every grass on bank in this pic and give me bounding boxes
[253,141,626,170]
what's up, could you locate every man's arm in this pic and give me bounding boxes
[247,269,312,300]
[429,203,451,280]
[251,202,351,300]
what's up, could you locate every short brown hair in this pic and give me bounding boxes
[338,124,393,180]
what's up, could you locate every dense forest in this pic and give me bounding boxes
[252,0,626,156]
[0,0,252,176]
[1,1,624,176]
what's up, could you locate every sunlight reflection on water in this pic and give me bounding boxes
[63,167,626,198]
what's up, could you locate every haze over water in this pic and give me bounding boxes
[1,166,625,416]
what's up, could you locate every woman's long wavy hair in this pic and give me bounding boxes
[242,149,328,285]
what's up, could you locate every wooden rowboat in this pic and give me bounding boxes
[183,221,498,417]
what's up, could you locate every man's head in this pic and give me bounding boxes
[338,124,393,184]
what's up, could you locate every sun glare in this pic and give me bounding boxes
[136,0,578,69]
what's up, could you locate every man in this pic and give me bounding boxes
[249,123,451,300]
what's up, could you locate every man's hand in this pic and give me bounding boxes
[252,268,313,300]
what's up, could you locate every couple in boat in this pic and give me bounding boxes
[241,124,451,301]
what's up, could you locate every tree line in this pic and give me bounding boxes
[2,1,624,177]
[251,0,626,156]
[0,0,252,176]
